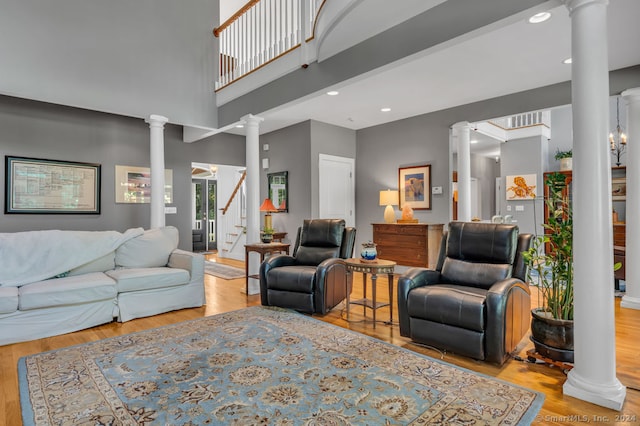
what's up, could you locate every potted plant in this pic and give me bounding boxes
[522,172,574,362]
[261,227,274,243]
[523,173,620,363]
[554,148,573,171]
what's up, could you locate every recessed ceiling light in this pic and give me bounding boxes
[528,12,551,24]
[563,57,572,64]
[381,107,391,112]
[326,91,339,96]
[235,124,244,128]
[470,140,478,144]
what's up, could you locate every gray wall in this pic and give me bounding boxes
[499,136,546,236]
[258,119,356,244]
[0,0,219,128]
[549,105,573,171]
[356,114,450,249]
[0,95,244,250]
[310,120,357,218]
[353,67,640,247]
[260,121,312,244]
[471,154,500,220]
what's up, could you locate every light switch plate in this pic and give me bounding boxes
[164,206,177,214]
[515,205,524,212]
[506,205,512,211]
[432,186,443,194]
[263,143,269,151]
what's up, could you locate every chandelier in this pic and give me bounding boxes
[610,97,627,167]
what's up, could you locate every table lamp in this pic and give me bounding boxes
[259,198,278,230]
[379,189,399,223]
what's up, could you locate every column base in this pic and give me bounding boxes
[563,370,626,411]
[620,295,640,310]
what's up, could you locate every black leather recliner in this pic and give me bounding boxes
[397,222,533,365]
[259,219,356,314]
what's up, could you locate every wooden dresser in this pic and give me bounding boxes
[372,223,444,268]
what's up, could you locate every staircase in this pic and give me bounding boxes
[219,170,247,259]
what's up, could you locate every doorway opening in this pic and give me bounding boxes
[192,163,217,252]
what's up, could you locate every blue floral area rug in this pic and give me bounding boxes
[19,306,544,425]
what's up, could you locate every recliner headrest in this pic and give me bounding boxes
[446,222,517,264]
[300,219,345,247]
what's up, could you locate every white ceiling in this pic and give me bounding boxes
[226,0,640,143]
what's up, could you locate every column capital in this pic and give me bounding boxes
[451,121,470,130]
[622,87,640,101]
[562,0,608,14]
[145,114,169,128]
[240,114,264,127]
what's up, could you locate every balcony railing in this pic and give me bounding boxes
[214,0,323,90]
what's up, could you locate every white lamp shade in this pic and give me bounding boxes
[379,189,399,206]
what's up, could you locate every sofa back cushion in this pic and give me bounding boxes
[68,252,116,276]
[116,227,179,268]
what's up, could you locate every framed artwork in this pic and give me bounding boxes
[268,171,288,212]
[612,178,626,201]
[399,164,431,210]
[115,165,173,203]
[5,156,100,214]
[506,174,537,200]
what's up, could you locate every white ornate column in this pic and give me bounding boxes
[145,114,169,229]
[621,87,640,310]
[563,0,626,410]
[243,114,264,295]
[452,121,471,222]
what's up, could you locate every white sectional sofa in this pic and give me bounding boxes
[0,226,205,346]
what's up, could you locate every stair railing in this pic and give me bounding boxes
[214,0,324,90]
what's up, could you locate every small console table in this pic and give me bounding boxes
[244,242,290,295]
[344,258,396,327]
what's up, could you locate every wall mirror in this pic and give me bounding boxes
[268,171,288,212]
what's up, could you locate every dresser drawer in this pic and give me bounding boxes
[373,224,427,236]
[375,234,427,248]
[376,246,427,267]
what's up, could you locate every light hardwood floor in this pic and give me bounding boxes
[1,254,638,425]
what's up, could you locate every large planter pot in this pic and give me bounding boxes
[530,308,574,363]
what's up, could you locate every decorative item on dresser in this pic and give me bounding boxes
[372,223,444,268]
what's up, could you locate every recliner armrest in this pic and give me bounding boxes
[259,254,297,306]
[397,268,442,336]
[485,277,531,364]
[314,258,349,314]
[315,258,345,282]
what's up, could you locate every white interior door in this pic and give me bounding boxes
[319,154,355,227]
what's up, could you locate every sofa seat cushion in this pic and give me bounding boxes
[0,287,19,314]
[106,267,189,293]
[19,272,117,311]
[407,284,487,332]
[266,266,316,293]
